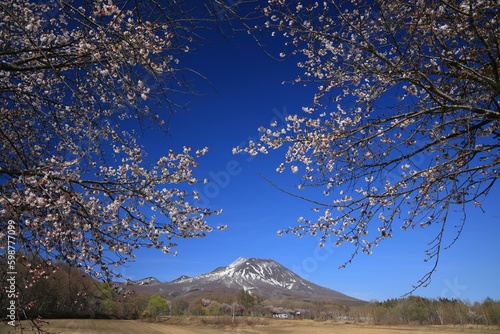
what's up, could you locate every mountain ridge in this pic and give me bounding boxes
[119,257,364,306]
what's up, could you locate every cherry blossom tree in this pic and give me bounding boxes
[236,0,499,291]
[0,0,227,285]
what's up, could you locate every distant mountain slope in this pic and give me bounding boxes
[120,257,364,305]
[129,277,162,286]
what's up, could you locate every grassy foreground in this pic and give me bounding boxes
[1,318,500,334]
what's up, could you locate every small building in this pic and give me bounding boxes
[273,312,293,319]
[272,308,296,319]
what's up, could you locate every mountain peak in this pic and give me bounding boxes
[128,276,161,286]
[229,257,248,268]
[171,275,190,283]
[228,257,276,269]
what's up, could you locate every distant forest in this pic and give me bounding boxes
[1,260,499,326]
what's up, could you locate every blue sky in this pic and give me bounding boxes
[124,25,500,303]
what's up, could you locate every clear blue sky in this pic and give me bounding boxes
[124,25,500,303]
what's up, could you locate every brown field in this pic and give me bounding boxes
[1,318,500,334]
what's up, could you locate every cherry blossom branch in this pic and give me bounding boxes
[237,0,500,294]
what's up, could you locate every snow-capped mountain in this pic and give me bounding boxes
[129,276,162,286]
[124,257,363,305]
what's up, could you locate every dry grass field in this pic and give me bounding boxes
[2,318,500,334]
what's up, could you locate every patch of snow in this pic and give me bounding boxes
[229,257,248,268]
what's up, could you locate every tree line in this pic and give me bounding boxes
[2,260,499,327]
[358,296,500,326]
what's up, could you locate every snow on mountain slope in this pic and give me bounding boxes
[174,257,303,291]
[129,276,162,286]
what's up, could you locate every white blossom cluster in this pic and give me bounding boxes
[0,0,222,281]
[238,0,499,284]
